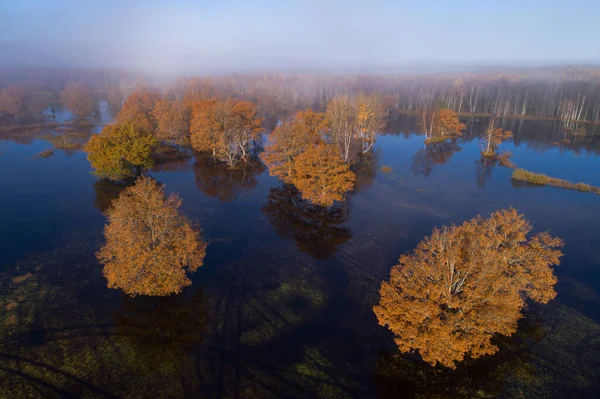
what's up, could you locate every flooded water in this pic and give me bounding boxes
[1,116,599,398]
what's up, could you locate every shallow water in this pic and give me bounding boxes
[1,118,599,398]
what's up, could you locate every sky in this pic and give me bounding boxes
[1,0,599,73]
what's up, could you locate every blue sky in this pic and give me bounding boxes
[1,0,599,71]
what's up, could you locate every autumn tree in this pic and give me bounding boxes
[291,143,356,206]
[98,176,207,296]
[481,118,512,157]
[435,109,465,137]
[153,98,190,142]
[85,122,158,180]
[190,99,225,157]
[229,99,264,161]
[60,82,96,120]
[190,98,263,167]
[260,109,326,183]
[373,208,563,369]
[421,108,466,142]
[326,96,357,163]
[116,89,159,133]
[356,94,385,153]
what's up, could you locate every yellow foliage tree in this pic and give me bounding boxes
[373,208,563,369]
[481,119,513,156]
[84,123,158,180]
[291,143,356,206]
[98,176,207,296]
[260,109,326,183]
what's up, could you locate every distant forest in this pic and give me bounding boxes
[2,66,600,127]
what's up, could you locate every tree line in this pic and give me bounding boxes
[4,66,600,126]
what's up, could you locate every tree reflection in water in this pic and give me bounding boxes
[353,150,379,193]
[475,156,496,189]
[193,153,265,202]
[411,140,461,177]
[373,315,547,399]
[263,184,351,259]
[93,177,136,214]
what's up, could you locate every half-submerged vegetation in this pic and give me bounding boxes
[421,108,466,144]
[98,176,207,296]
[35,148,54,158]
[512,169,600,194]
[481,118,512,157]
[374,208,564,369]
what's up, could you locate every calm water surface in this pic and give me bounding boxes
[0,118,599,398]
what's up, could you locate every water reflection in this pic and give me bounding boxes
[475,156,496,189]
[353,151,379,192]
[373,315,546,398]
[263,185,351,259]
[93,178,135,214]
[193,154,265,202]
[411,140,461,177]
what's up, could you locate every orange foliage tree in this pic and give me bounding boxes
[481,118,512,156]
[98,176,207,296]
[153,98,190,142]
[421,108,465,141]
[291,143,356,206]
[260,109,326,183]
[356,94,386,153]
[116,89,159,133]
[190,98,263,167]
[434,109,465,138]
[373,208,563,369]
[60,82,96,120]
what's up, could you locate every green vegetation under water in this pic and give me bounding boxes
[512,169,600,195]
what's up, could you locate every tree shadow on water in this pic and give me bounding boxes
[262,184,352,260]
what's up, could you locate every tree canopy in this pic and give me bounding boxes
[373,208,563,369]
[189,98,263,167]
[291,143,356,207]
[260,109,325,183]
[85,122,158,180]
[60,82,96,120]
[98,176,207,296]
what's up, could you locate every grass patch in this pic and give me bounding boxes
[380,165,392,173]
[12,273,33,284]
[512,169,600,194]
[424,135,459,144]
[38,132,91,149]
[498,152,517,169]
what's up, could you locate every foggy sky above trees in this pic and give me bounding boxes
[1,0,599,73]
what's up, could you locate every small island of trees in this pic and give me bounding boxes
[373,208,564,369]
[98,176,207,296]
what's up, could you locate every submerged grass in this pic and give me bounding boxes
[35,149,55,158]
[512,169,600,195]
[424,135,459,144]
[498,152,518,169]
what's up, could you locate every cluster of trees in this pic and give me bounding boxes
[189,98,264,166]
[98,176,207,296]
[373,208,563,369]
[481,118,513,157]
[260,95,384,206]
[60,82,97,120]
[419,107,465,142]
